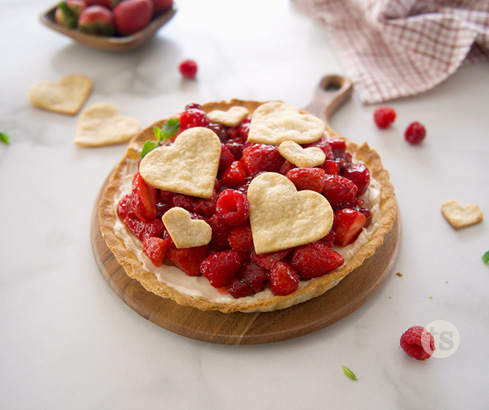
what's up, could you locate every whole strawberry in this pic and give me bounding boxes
[55,0,87,28]
[78,5,116,36]
[85,0,121,8]
[113,0,153,36]
[152,0,173,15]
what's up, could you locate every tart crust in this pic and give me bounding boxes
[99,100,397,313]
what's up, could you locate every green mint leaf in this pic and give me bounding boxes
[153,119,180,142]
[140,140,159,158]
[342,365,357,381]
[0,132,10,145]
[483,251,489,265]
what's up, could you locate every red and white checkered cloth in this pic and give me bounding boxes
[292,0,489,104]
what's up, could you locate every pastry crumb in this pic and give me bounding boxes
[396,272,403,277]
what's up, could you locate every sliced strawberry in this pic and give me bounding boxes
[220,160,248,188]
[321,160,339,175]
[117,194,136,219]
[132,172,158,221]
[237,261,269,293]
[269,261,300,296]
[304,136,334,159]
[251,248,292,270]
[333,209,367,246]
[291,241,344,280]
[286,167,326,193]
[200,250,243,288]
[279,160,295,175]
[166,245,209,276]
[143,237,168,267]
[124,216,164,241]
[241,144,285,176]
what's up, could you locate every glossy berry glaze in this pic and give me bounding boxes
[117,104,373,299]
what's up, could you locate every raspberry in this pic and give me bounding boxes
[200,250,243,288]
[117,194,136,219]
[241,144,285,176]
[179,59,198,78]
[170,194,196,213]
[179,108,209,130]
[193,193,217,217]
[269,261,300,296]
[373,106,396,128]
[404,121,426,145]
[291,241,344,280]
[142,237,168,267]
[322,174,358,209]
[400,326,435,361]
[216,189,249,226]
[207,214,232,251]
[342,163,370,196]
[286,167,326,193]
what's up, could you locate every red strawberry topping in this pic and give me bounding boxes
[200,250,243,288]
[143,237,168,267]
[124,216,164,241]
[322,174,358,209]
[241,144,285,176]
[342,163,370,196]
[166,245,209,276]
[237,261,269,293]
[228,223,253,254]
[269,261,300,296]
[132,172,158,221]
[291,242,344,280]
[227,278,253,299]
[333,209,367,246]
[251,248,292,271]
[220,160,249,188]
[286,167,326,193]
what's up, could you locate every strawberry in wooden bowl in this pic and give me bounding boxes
[98,100,397,313]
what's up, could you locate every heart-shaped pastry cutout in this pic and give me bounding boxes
[139,127,221,199]
[28,74,92,115]
[248,102,325,145]
[74,103,140,147]
[207,106,249,127]
[247,172,333,254]
[278,140,326,167]
[163,207,212,248]
[441,200,483,229]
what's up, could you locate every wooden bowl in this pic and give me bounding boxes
[40,4,177,52]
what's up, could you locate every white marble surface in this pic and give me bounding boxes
[1,0,489,409]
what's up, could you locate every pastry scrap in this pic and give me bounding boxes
[28,74,92,115]
[441,200,483,229]
[99,100,397,313]
[75,103,140,147]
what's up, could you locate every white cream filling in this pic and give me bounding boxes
[113,157,381,304]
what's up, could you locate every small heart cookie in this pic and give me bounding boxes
[441,200,483,229]
[139,127,221,199]
[247,172,333,254]
[207,106,249,127]
[278,140,326,167]
[248,101,325,145]
[75,103,140,147]
[28,74,92,115]
[163,207,212,249]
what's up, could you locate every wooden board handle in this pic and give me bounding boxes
[303,75,353,124]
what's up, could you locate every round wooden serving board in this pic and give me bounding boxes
[91,75,402,345]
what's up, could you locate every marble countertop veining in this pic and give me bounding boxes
[1,0,489,409]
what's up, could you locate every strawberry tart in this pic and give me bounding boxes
[99,100,396,313]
